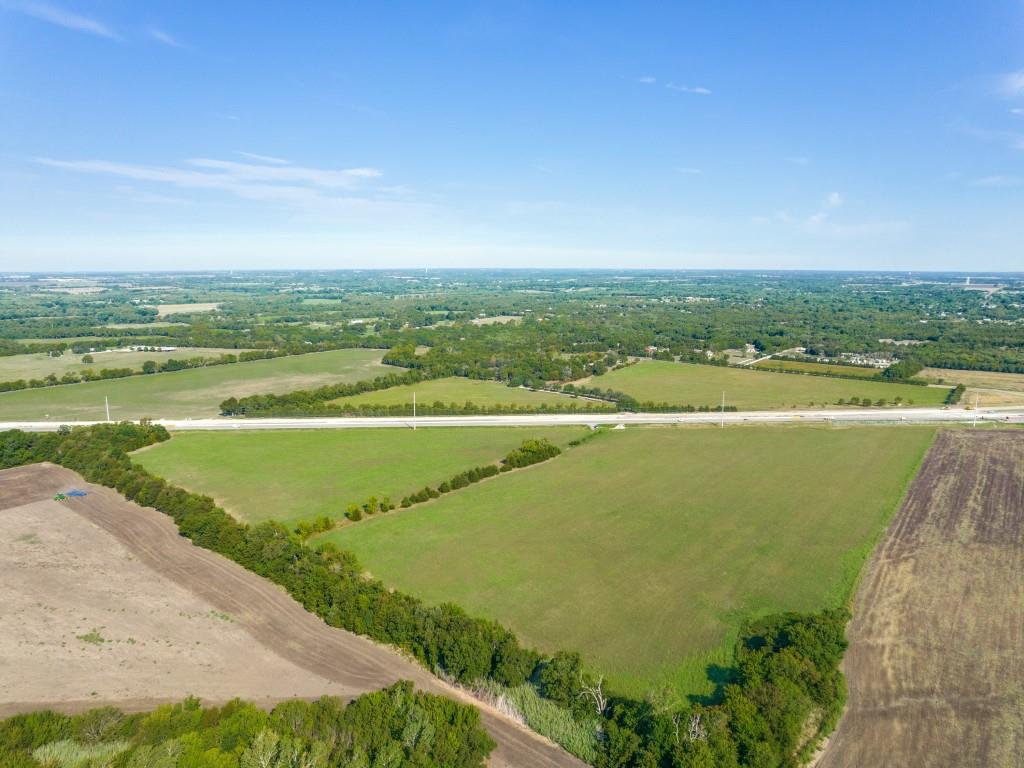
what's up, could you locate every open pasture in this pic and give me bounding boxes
[331,376,607,409]
[322,425,935,700]
[817,430,1024,768]
[593,360,950,409]
[751,358,882,378]
[919,367,1024,392]
[0,349,394,421]
[135,426,585,526]
[0,348,247,381]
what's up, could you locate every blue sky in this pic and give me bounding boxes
[2,1,1023,271]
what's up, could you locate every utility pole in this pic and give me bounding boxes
[720,391,725,428]
[413,391,416,431]
[972,393,979,429]
[105,396,110,423]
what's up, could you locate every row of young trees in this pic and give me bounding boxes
[0,424,852,768]
[398,439,562,509]
[0,682,494,768]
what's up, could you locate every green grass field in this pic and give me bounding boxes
[331,376,609,409]
[135,426,585,526]
[0,348,248,381]
[0,349,394,421]
[751,359,883,378]
[593,360,949,409]
[322,425,935,701]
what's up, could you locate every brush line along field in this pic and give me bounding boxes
[817,430,1024,768]
[135,426,585,526]
[321,425,936,701]
[0,349,395,421]
[592,360,951,409]
[331,377,609,409]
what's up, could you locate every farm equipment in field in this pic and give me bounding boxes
[53,490,87,502]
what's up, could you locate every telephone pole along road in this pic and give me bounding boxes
[2,406,1023,432]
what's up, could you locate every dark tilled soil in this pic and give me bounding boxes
[816,431,1024,768]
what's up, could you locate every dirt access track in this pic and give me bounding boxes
[0,463,584,768]
[817,430,1024,768]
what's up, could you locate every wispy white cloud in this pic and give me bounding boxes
[970,174,1024,188]
[754,192,906,237]
[113,185,191,205]
[1011,108,1024,116]
[146,25,183,47]
[997,70,1024,99]
[34,156,401,213]
[4,0,118,38]
[236,151,289,165]
[185,158,381,187]
[957,121,1024,151]
[666,82,712,95]
[635,75,657,84]
[805,191,843,227]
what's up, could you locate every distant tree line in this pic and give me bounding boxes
[0,681,494,768]
[0,424,852,767]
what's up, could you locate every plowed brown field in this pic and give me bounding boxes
[817,430,1024,768]
[0,463,584,768]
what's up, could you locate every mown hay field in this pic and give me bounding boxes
[0,349,394,421]
[592,360,950,409]
[322,425,935,701]
[331,377,610,409]
[135,426,586,526]
[0,348,249,381]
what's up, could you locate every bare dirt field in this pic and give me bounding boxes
[920,367,1024,392]
[816,430,1024,768]
[0,463,583,768]
[155,302,220,316]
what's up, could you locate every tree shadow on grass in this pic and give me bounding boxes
[687,663,739,706]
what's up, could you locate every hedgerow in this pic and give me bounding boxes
[1,683,494,768]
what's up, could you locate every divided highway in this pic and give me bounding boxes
[2,406,1023,432]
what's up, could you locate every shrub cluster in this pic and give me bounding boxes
[500,438,561,469]
[346,495,394,521]
[0,682,494,768]
[294,514,334,539]
[946,383,966,405]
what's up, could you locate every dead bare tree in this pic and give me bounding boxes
[578,673,608,716]
[687,712,708,742]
